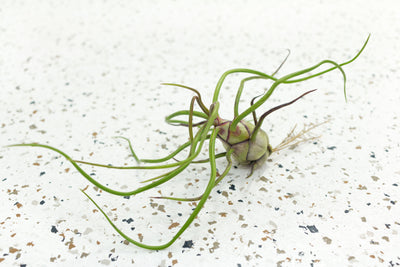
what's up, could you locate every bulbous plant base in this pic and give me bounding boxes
[214,117,272,168]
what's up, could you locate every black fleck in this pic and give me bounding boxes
[229,184,236,190]
[51,225,58,233]
[344,209,349,213]
[40,200,45,205]
[183,240,193,248]
[122,218,134,224]
[370,151,375,158]
[123,196,130,199]
[39,171,46,176]
[307,225,319,233]
[278,164,283,168]
[274,207,279,211]
[327,146,336,150]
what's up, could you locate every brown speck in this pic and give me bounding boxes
[29,124,37,129]
[11,233,16,237]
[0,258,4,263]
[157,205,166,212]
[172,259,178,265]
[26,242,34,247]
[228,201,233,205]
[382,236,389,242]
[65,168,70,173]
[9,247,20,253]
[287,175,294,180]
[80,252,89,258]
[168,222,180,229]
[323,236,332,244]
[92,132,98,137]
[361,217,366,222]
[168,252,172,259]
[66,238,75,250]
[209,241,220,253]
[8,189,19,195]
[259,176,270,183]
[371,176,379,181]
[50,257,57,262]
[357,184,367,190]
[355,145,361,149]
[138,233,143,242]
[59,233,65,242]
[218,212,227,217]
[33,162,40,166]
[277,248,285,254]
[96,241,100,245]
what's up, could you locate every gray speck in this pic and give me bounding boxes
[307,225,319,233]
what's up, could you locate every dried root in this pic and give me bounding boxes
[272,120,329,153]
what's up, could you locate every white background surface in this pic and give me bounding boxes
[1,1,399,266]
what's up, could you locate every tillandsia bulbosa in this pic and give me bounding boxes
[8,35,370,250]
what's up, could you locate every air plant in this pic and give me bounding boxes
[8,35,370,250]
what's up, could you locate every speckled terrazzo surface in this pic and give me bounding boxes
[1,1,400,266]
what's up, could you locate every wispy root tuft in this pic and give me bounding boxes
[272,121,329,153]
